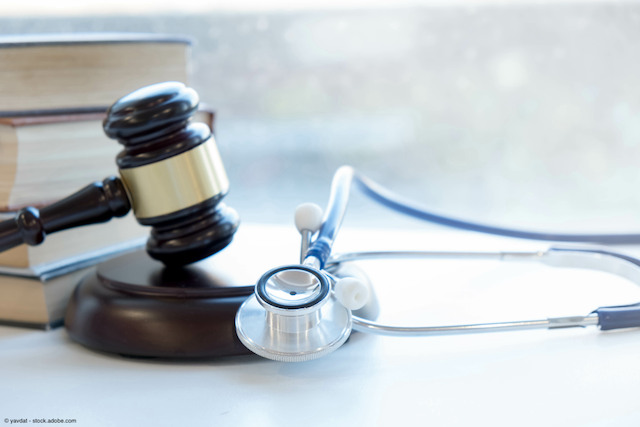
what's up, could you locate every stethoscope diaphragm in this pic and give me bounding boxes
[235,265,352,362]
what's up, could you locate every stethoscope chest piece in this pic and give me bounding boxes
[235,265,352,362]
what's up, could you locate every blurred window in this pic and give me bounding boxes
[3,0,640,232]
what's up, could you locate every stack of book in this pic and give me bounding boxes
[0,32,212,329]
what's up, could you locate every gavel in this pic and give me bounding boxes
[0,82,239,267]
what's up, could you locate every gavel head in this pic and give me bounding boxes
[103,82,239,267]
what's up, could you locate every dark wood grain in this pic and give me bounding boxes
[0,176,130,253]
[64,250,254,358]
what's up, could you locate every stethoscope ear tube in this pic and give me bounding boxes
[305,167,354,268]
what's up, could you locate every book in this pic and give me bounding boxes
[0,107,215,210]
[0,266,94,330]
[0,239,145,330]
[0,32,192,113]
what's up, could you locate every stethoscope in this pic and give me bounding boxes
[235,166,640,362]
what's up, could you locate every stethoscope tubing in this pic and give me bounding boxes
[262,166,640,351]
[238,167,640,362]
[351,315,598,337]
[353,168,640,244]
[308,165,640,266]
[326,247,640,335]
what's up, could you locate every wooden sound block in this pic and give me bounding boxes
[64,250,254,358]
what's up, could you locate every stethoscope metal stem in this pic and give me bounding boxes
[328,247,640,338]
[327,251,546,265]
[303,255,321,269]
[300,230,311,264]
[352,314,599,337]
[266,309,321,333]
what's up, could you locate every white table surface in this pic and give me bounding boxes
[2,224,640,426]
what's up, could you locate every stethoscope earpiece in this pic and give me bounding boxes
[294,203,323,235]
[294,203,323,264]
[333,277,369,310]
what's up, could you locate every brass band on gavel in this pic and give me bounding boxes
[119,136,229,219]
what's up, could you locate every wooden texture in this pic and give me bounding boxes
[65,250,254,358]
[0,177,131,254]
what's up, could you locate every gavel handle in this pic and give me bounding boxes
[0,176,131,253]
